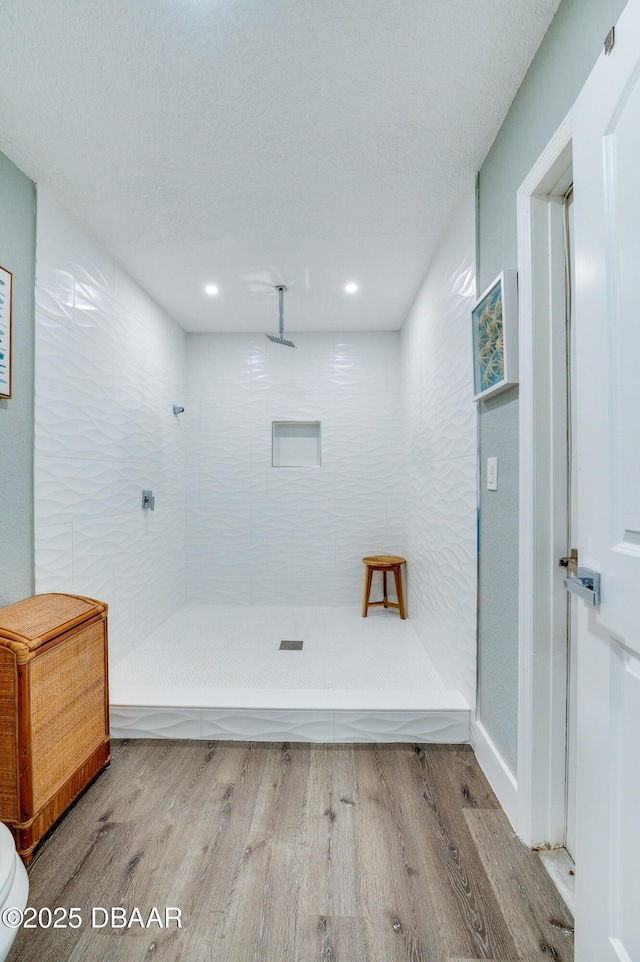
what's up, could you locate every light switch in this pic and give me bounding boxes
[487,457,498,491]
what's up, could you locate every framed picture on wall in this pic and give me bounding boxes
[0,265,12,399]
[471,270,518,401]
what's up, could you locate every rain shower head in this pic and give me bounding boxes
[266,285,296,348]
[266,332,296,348]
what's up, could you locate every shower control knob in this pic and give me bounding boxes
[141,490,155,511]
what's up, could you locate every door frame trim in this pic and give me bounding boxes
[516,111,574,847]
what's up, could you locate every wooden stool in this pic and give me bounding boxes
[362,555,407,619]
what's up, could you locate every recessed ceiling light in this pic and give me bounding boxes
[204,284,219,296]
[345,282,358,294]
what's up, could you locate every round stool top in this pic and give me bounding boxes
[362,555,406,566]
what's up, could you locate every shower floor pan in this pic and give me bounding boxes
[109,605,469,743]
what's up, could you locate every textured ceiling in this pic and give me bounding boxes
[0,0,560,332]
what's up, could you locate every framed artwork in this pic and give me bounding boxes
[472,270,518,401]
[0,265,12,399]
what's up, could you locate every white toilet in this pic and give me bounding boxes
[0,824,28,962]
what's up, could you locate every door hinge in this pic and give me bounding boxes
[604,26,615,55]
[559,548,579,576]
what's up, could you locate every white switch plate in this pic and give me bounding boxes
[487,457,498,491]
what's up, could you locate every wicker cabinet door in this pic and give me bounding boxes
[29,621,108,813]
[0,648,19,821]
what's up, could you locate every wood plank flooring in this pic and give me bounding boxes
[8,740,574,962]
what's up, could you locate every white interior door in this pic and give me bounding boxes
[572,2,640,959]
[564,187,578,862]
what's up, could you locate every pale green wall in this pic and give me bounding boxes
[0,151,36,605]
[477,0,628,772]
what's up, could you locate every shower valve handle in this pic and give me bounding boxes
[142,490,155,511]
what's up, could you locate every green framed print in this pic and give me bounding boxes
[472,270,518,401]
[0,264,12,399]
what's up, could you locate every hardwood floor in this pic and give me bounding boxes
[8,740,574,962]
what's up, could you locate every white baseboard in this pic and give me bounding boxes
[471,718,518,830]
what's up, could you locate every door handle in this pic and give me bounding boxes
[564,567,601,606]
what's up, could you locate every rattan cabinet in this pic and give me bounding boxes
[0,593,110,863]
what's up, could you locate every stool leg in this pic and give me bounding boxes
[362,565,374,617]
[383,570,388,607]
[394,565,406,619]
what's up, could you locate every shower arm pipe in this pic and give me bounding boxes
[277,284,286,339]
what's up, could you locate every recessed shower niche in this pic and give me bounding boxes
[272,421,321,467]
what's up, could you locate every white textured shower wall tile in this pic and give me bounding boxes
[332,710,469,743]
[34,190,187,663]
[185,331,403,606]
[34,523,74,592]
[401,190,478,708]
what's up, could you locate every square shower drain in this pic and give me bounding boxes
[279,640,303,650]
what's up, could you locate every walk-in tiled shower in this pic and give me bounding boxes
[34,188,477,741]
